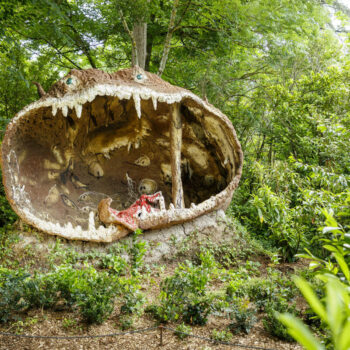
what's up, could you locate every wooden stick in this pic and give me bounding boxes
[170,103,184,208]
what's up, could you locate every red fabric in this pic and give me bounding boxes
[108,192,162,231]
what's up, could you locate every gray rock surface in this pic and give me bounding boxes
[14,210,234,263]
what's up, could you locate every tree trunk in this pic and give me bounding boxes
[132,22,147,69]
[170,103,184,208]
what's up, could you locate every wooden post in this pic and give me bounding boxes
[170,103,184,208]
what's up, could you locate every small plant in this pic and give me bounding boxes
[263,299,297,341]
[119,315,134,330]
[211,329,233,343]
[129,229,147,276]
[182,297,213,326]
[149,250,216,323]
[174,323,191,339]
[229,299,257,334]
[62,317,77,330]
[101,254,128,275]
[0,268,30,322]
[120,280,145,315]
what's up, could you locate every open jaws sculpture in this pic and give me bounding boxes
[1,67,243,242]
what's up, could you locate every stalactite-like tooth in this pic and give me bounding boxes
[127,141,132,153]
[52,104,57,116]
[133,93,141,118]
[87,88,95,103]
[88,211,95,230]
[152,95,158,110]
[62,105,68,117]
[75,104,82,119]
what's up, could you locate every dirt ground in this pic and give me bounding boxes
[0,308,302,350]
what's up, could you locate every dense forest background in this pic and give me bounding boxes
[0,0,350,348]
[1,0,349,260]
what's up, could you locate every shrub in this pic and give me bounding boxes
[263,299,297,341]
[101,254,128,275]
[0,264,121,324]
[182,297,213,326]
[174,323,192,339]
[211,329,233,343]
[148,250,216,323]
[120,278,145,315]
[0,268,29,322]
[228,300,257,335]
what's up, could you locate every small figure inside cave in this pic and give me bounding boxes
[98,191,165,231]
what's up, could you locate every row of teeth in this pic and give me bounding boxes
[49,85,185,119]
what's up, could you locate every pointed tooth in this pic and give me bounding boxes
[133,93,141,118]
[75,104,82,118]
[127,141,132,153]
[152,95,158,110]
[62,105,68,117]
[169,203,175,211]
[52,105,57,116]
[191,203,196,209]
[141,206,147,218]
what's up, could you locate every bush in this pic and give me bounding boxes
[228,300,257,334]
[211,329,233,343]
[148,250,217,324]
[263,299,297,341]
[174,323,192,339]
[0,268,29,322]
[0,264,121,324]
[182,297,213,326]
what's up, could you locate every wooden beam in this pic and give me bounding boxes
[170,103,184,208]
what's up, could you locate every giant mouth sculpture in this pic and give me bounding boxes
[1,67,243,242]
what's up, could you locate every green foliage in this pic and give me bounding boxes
[128,229,147,276]
[174,323,192,340]
[120,277,145,315]
[278,204,350,349]
[147,250,217,324]
[101,254,128,275]
[279,276,350,350]
[0,264,121,324]
[211,329,233,343]
[0,268,29,322]
[228,299,257,335]
[263,299,297,341]
[0,169,17,228]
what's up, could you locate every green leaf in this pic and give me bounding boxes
[278,313,324,350]
[326,279,345,337]
[294,277,327,322]
[333,252,350,282]
[338,320,350,350]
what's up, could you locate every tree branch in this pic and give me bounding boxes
[119,9,138,67]
[9,27,82,69]
[157,0,180,76]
